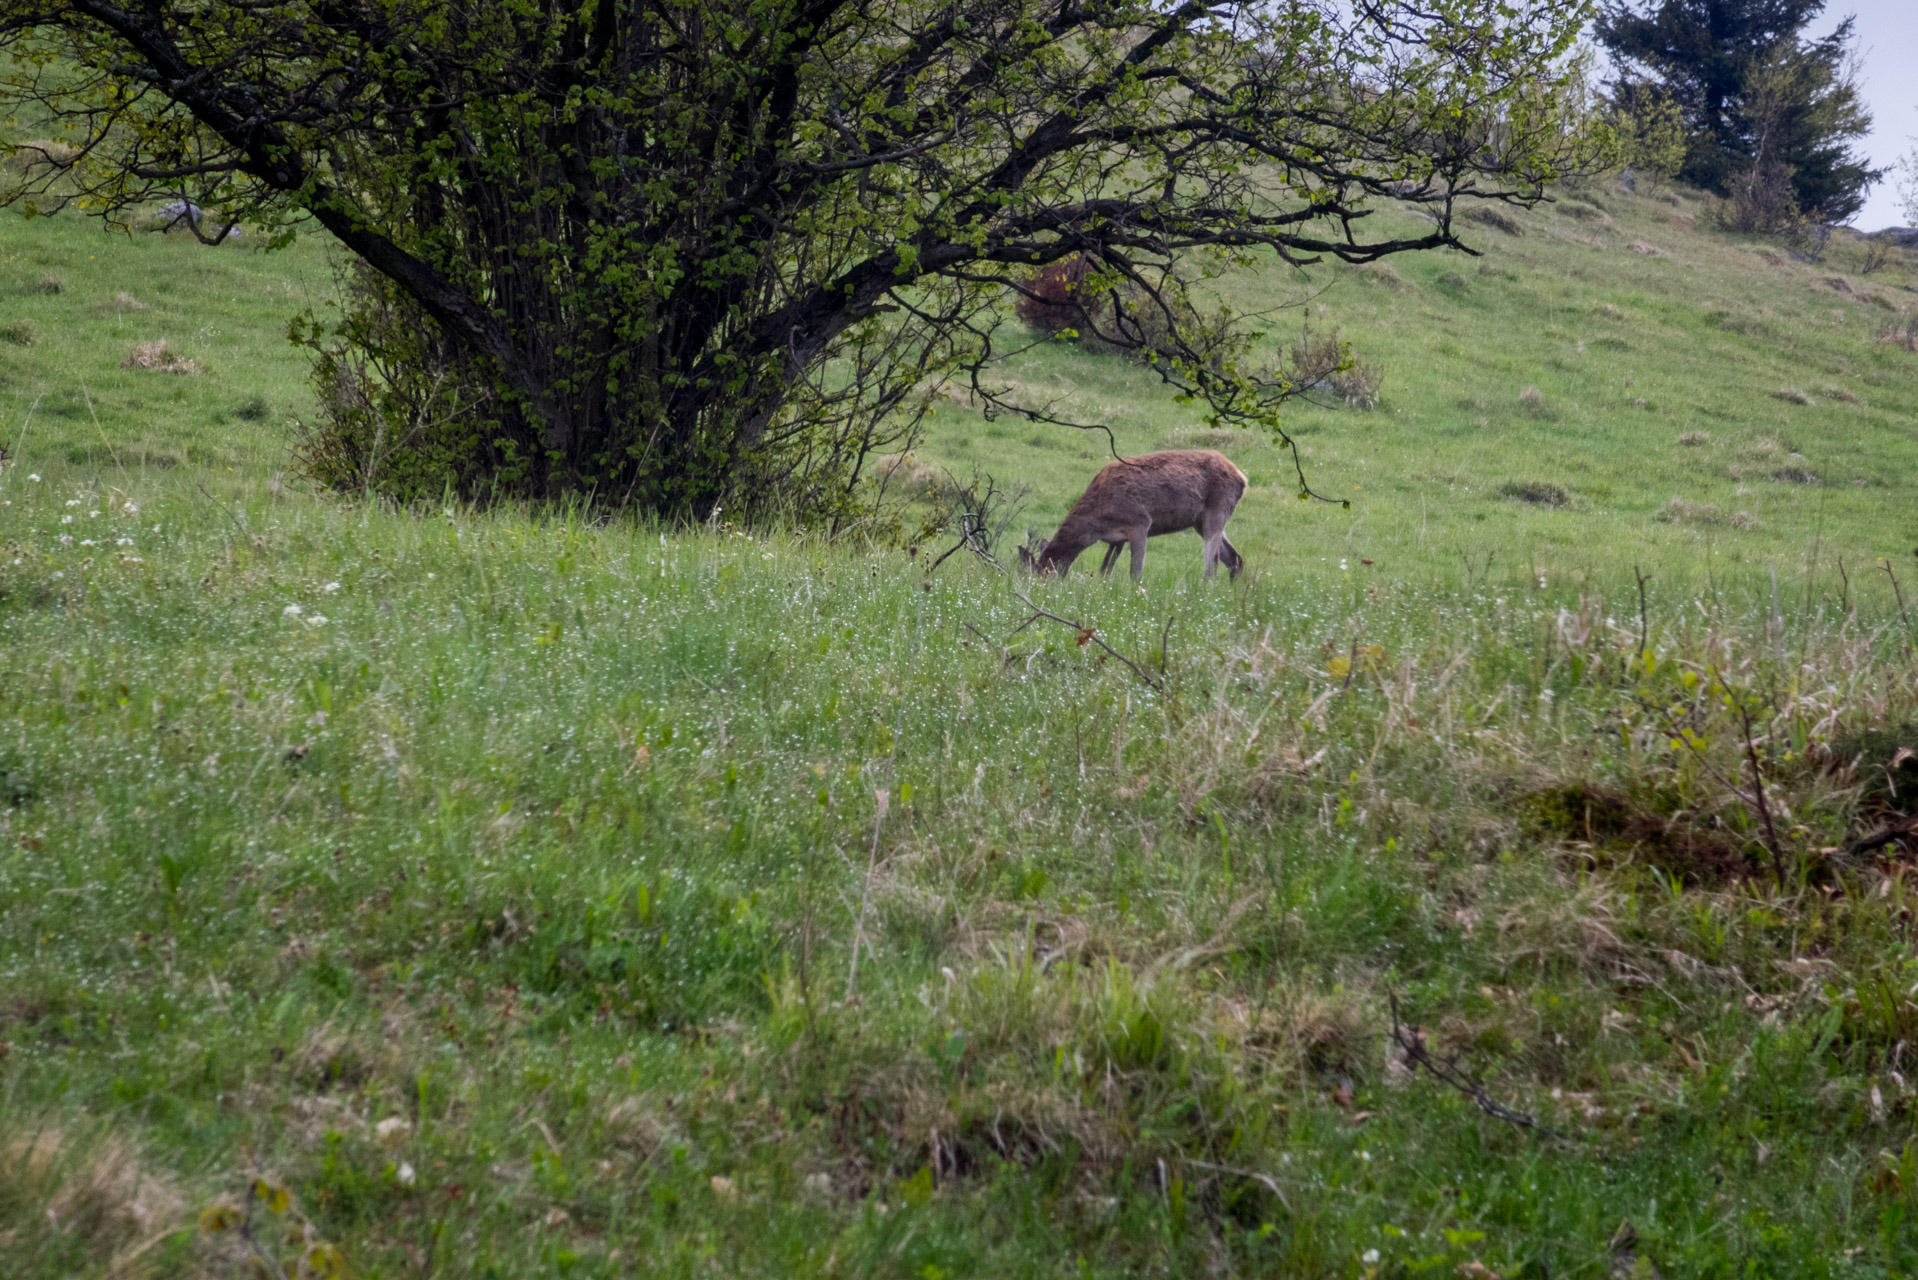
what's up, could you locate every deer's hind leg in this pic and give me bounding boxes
[1219,535,1244,580]
[1198,509,1234,581]
[1099,542,1124,577]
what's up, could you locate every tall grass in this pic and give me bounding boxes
[3,464,1916,1276]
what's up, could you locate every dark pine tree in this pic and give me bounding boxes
[1596,0,1880,221]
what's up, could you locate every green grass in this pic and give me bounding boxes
[910,179,1918,596]
[1,195,1918,1279]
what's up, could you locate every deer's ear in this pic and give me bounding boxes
[1018,546,1036,572]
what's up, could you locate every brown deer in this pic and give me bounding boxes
[1018,449,1247,581]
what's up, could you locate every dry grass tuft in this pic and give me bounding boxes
[115,291,148,311]
[1350,262,1405,288]
[1500,480,1570,507]
[0,319,34,346]
[120,340,198,374]
[1657,497,1721,526]
[0,1121,191,1277]
[1774,387,1813,406]
[35,273,62,295]
[1463,205,1526,236]
[1162,426,1252,451]
[1774,464,1819,485]
[1677,430,1710,447]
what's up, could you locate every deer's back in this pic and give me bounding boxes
[1065,449,1245,535]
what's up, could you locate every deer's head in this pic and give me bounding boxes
[1018,538,1051,575]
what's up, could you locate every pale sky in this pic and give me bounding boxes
[1803,0,1912,228]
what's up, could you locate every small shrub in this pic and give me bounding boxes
[35,274,61,295]
[1715,161,1802,236]
[1499,480,1569,507]
[1774,463,1819,484]
[0,319,34,346]
[234,394,271,422]
[119,340,197,374]
[1860,239,1892,275]
[1774,386,1813,406]
[1561,201,1610,223]
[1881,313,1918,353]
[1678,430,1710,447]
[1821,386,1860,404]
[1438,271,1468,289]
[1730,510,1760,530]
[1518,385,1554,418]
[1287,326,1383,408]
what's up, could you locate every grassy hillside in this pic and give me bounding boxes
[1,193,1917,1279]
[912,178,1918,600]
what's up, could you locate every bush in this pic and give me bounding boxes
[1715,161,1804,236]
[1287,326,1383,408]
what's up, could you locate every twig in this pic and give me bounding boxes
[1633,565,1652,663]
[1885,561,1914,654]
[1179,1158,1293,1213]
[1649,687,1784,881]
[845,789,889,1001]
[1845,814,1918,857]
[1837,558,1851,615]
[1731,698,1786,883]
[81,384,128,480]
[1006,585,1163,692]
[1388,993,1549,1134]
[1159,613,1174,680]
[197,482,248,535]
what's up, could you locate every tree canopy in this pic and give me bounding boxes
[1595,0,1878,222]
[1,0,1594,517]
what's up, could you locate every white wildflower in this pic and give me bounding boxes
[61,514,74,524]
[283,603,304,617]
[1361,1249,1380,1265]
[374,1117,410,1146]
[79,539,96,547]
[50,570,63,579]
[116,538,133,546]
[321,581,341,594]
[305,614,328,627]
[65,498,80,507]
[59,535,72,546]
[88,510,99,518]
[27,473,39,482]
[396,1162,416,1187]
[426,572,435,580]
[123,501,139,514]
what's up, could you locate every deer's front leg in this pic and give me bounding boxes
[1128,527,1150,581]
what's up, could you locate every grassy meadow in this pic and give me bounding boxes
[2,189,1918,1279]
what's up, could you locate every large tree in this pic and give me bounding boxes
[1595,0,1878,221]
[0,0,1593,516]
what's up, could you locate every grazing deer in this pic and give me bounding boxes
[1018,449,1247,581]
